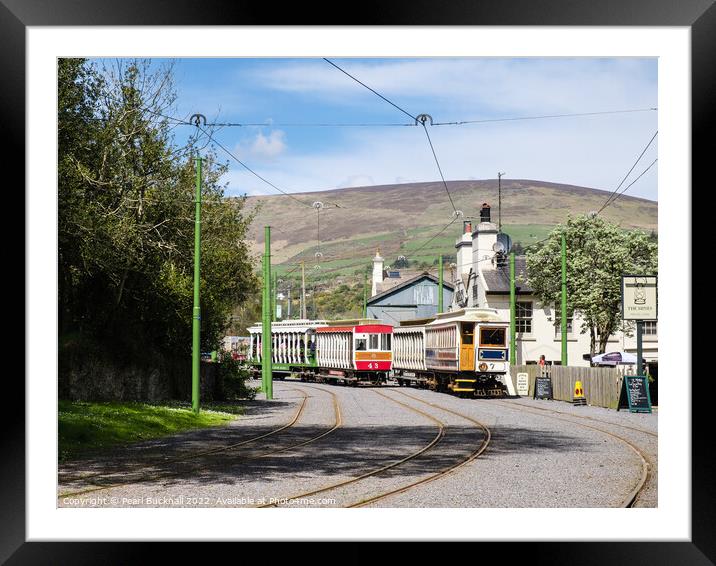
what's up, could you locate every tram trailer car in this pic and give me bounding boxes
[247,319,393,385]
[247,319,327,380]
[392,308,517,397]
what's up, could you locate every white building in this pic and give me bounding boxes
[449,204,657,370]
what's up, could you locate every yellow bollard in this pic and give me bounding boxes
[573,380,587,406]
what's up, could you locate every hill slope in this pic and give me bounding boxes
[242,179,657,281]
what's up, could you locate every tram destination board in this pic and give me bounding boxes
[534,375,553,400]
[618,375,652,413]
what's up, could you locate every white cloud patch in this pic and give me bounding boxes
[248,130,287,160]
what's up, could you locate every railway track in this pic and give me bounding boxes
[262,385,491,508]
[492,399,652,508]
[58,385,342,500]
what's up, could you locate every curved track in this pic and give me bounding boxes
[492,399,651,507]
[58,385,343,499]
[262,385,491,508]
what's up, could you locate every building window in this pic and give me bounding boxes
[643,321,657,335]
[516,301,532,334]
[472,283,479,302]
[554,310,574,337]
[414,285,434,306]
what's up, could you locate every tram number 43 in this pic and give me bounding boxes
[367,362,380,369]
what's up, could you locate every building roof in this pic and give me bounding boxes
[368,272,455,305]
[482,255,534,295]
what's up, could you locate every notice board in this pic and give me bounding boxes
[617,375,652,413]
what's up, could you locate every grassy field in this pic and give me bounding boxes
[58,400,242,462]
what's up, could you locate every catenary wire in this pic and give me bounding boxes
[597,131,658,214]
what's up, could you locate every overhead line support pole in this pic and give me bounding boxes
[262,226,273,400]
[510,252,516,366]
[438,255,443,313]
[192,156,202,414]
[561,233,568,366]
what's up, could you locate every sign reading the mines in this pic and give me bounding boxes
[618,375,652,413]
[534,376,553,400]
[621,275,657,321]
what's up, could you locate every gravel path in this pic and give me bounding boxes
[362,389,656,508]
[58,381,657,508]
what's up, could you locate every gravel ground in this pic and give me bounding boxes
[362,389,656,508]
[58,381,657,508]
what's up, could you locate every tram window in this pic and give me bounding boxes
[480,328,506,346]
[355,338,367,351]
[381,334,391,351]
[369,334,379,350]
[461,323,474,344]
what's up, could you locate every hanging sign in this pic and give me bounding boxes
[622,275,657,321]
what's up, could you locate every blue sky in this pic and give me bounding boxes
[154,57,658,201]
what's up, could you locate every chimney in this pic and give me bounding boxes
[371,248,384,297]
[479,203,491,223]
[472,202,498,271]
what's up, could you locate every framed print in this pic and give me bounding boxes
[8,0,713,563]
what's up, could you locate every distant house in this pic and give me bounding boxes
[366,253,454,324]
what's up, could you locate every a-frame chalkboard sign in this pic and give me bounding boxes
[617,375,652,413]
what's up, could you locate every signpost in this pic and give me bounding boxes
[617,375,652,413]
[621,274,657,402]
[534,375,553,400]
[516,372,529,396]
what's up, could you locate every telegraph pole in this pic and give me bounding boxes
[509,251,516,366]
[561,233,568,366]
[262,226,273,399]
[498,172,505,232]
[438,255,444,313]
[191,156,202,414]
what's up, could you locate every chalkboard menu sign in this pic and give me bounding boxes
[617,375,652,413]
[534,376,553,400]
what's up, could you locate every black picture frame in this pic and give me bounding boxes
[7,0,710,563]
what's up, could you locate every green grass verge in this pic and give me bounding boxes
[58,400,242,462]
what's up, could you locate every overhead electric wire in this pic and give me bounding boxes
[599,158,658,212]
[421,124,459,215]
[204,121,416,128]
[322,58,418,123]
[597,131,658,214]
[433,107,657,126]
[195,124,315,209]
[322,58,459,215]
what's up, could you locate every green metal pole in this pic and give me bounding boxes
[192,156,202,414]
[636,321,643,376]
[561,233,568,366]
[438,255,443,313]
[262,226,273,400]
[271,272,277,322]
[363,268,368,318]
[509,252,516,365]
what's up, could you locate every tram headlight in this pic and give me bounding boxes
[478,362,488,372]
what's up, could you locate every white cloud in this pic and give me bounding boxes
[252,58,657,117]
[248,130,287,159]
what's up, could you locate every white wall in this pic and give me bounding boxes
[486,296,657,366]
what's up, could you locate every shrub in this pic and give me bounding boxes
[216,352,257,400]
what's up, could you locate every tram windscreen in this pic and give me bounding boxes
[480,327,506,346]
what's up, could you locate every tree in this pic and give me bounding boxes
[58,58,257,368]
[526,215,657,358]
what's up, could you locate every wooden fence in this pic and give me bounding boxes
[510,365,625,409]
